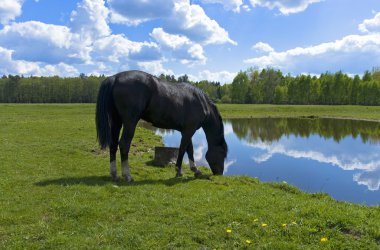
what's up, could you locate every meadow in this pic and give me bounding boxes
[218,104,380,121]
[1,104,380,249]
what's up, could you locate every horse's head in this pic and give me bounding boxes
[205,138,228,175]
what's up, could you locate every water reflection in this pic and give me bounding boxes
[139,118,380,205]
[354,169,380,191]
[229,118,380,195]
[230,118,380,144]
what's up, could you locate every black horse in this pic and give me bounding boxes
[96,70,227,182]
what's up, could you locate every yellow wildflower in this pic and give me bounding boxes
[245,240,252,244]
[320,237,328,242]
[226,229,232,233]
[291,221,297,225]
[261,223,268,227]
[282,223,287,227]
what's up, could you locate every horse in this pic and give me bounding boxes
[96,70,228,182]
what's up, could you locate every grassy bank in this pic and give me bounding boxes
[218,104,380,121]
[1,104,380,249]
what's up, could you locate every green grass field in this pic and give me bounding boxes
[218,104,380,121]
[1,104,380,249]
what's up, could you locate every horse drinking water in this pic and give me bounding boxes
[96,70,228,182]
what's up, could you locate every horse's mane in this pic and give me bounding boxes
[203,96,228,157]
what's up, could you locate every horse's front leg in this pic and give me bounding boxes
[175,131,194,177]
[119,120,138,183]
[186,140,202,178]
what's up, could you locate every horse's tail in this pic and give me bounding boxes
[96,76,115,149]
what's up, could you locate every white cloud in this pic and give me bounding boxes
[151,28,206,65]
[244,33,380,74]
[108,0,235,45]
[189,70,236,84]
[137,60,174,76]
[108,11,141,26]
[358,12,380,33]
[167,1,237,45]
[252,42,274,53]
[242,4,252,12]
[182,44,206,65]
[70,0,111,42]
[151,27,191,50]
[0,46,78,76]
[3,0,225,76]
[249,0,323,15]
[0,21,91,64]
[0,0,23,25]
[108,0,174,26]
[92,34,161,63]
[0,0,165,76]
[200,0,243,12]
[245,11,380,75]
[37,63,79,76]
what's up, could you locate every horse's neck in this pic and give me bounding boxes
[202,114,223,148]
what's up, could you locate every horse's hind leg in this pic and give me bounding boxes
[119,119,138,183]
[175,130,195,177]
[186,140,202,177]
[109,114,122,181]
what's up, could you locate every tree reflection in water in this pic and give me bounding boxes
[228,118,380,144]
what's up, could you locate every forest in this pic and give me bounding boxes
[1,68,380,105]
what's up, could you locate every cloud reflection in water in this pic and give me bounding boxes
[247,140,380,191]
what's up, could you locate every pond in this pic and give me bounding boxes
[142,118,380,206]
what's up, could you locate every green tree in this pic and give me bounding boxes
[231,71,249,103]
[309,76,320,104]
[247,69,262,104]
[350,75,361,104]
[319,73,334,104]
[259,68,283,104]
[274,85,288,104]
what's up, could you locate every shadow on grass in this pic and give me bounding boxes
[35,174,212,187]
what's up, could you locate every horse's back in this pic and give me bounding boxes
[111,70,210,130]
[111,71,154,119]
[146,82,209,130]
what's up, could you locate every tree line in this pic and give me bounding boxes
[0,75,105,103]
[1,68,380,105]
[207,68,380,105]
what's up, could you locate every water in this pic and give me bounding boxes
[141,118,380,205]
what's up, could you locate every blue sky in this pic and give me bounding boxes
[0,0,380,83]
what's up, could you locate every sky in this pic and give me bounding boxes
[0,0,380,84]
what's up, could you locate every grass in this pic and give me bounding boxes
[1,104,380,249]
[218,104,380,121]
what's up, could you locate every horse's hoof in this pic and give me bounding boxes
[111,175,120,182]
[175,172,183,178]
[194,170,203,178]
[124,176,134,183]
